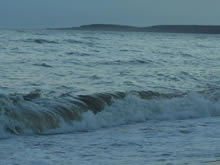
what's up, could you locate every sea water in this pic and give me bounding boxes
[0,29,220,165]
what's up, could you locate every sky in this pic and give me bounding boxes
[0,0,220,28]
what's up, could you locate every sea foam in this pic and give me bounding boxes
[0,90,220,137]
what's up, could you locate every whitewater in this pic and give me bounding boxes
[0,29,220,165]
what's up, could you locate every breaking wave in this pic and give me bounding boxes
[1,89,220,138]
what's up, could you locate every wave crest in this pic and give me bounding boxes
[0,90,220,137]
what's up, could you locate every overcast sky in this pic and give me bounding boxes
[0,0,220,28]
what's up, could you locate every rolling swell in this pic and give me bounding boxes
[23,38,59,44]
[0,89,220,137]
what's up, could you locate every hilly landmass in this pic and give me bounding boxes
[52,24,220,34]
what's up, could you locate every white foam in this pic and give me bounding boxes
[48,93,220,134]
[1,92,220,137]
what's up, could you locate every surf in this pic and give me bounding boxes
[0,89,220,138]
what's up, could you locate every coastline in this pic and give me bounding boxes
[49,24,220,34]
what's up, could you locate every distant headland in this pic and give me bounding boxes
[50,24,220,34]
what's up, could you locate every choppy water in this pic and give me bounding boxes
[1,29,220,165]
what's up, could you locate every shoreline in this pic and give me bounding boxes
[49,24,220,34]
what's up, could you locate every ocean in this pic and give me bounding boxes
[0,29,220,165]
